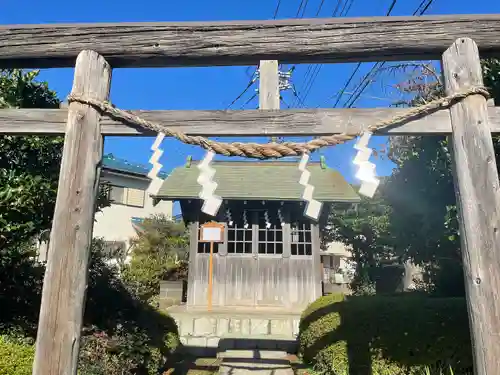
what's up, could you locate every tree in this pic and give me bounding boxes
[0,69,110,249]
[323,59,500,296]
[384,59,500,296]
[0,69,108,331]
[122,214,189,303]
[0,70,180,374]
[322,185,394,295]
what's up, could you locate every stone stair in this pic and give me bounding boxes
[218,350,294,375]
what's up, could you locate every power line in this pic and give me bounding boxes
[342,0,434,108]
[226,0,284,109]
[315,0,327,16]
[225,73,258,109]
[330,0,400,109]
[291,0,346,107]
[273,0,282,18]
[296,0,352,107]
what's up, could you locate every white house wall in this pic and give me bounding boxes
[93,171,173,249]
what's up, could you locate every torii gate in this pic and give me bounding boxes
[1,14,500,375]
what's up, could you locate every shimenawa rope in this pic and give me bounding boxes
[67,86,489,160]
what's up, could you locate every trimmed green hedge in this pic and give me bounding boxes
[298,294,472,375]
[0,336,34,375]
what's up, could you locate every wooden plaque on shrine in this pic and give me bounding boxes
[199,221,225,243]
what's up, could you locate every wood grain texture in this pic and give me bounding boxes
[442,38,500,375]
[2,106,500,136]
[32,50,112,375]
[1,14,500,68]
[259,60,280,110]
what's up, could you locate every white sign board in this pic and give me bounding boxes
[201,226,223,242]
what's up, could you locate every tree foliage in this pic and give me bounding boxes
[325,59,500,296]
[0,70,180,374]
[323,190,393,294]
[122,214,189,303]
[0,69,109,249]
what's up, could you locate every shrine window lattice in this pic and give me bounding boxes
[291,221,313,256]
[197,210,313,256]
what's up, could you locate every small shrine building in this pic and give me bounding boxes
[155,160,359,311]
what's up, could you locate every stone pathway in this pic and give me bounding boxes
[217,350,294,375]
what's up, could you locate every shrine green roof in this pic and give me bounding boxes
[155,161,359,202]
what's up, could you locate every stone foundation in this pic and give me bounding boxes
[167,307,300,355]
[159,280,185,308]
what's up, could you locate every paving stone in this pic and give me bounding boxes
[207,337,220,348]
[218,350,293,375]
[250,319,269,335]
[217,318,230,336]
[194,317,216,336]
[292,319,300,336]
[270,319,293,336]
[187,337,207,347]
[229,318,242,334]
[241,319,251,335]
[179,317,195,336]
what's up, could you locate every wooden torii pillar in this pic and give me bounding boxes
[32,50,112,375]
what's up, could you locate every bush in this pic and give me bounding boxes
[298,294,472,375]
[0,335,35,375]
[78,329,164,375]
[0,240,180,375]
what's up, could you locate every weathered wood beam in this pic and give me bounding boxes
[443,38,500,375]
[1,106,500,136]
[1,14,500,68]
[32,50,112,375]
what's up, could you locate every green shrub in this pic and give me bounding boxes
[298,294,472,375]
[0,328,178,375]
[0,335,34,375]
[78,329,166,375]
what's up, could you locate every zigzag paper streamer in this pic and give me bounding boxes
[298,153,323,220]
[243,210,249,229]
[264,210,271,229]
[226,208,233,226]
[277,208,284,227]
[147,132,166,195]
[197,151,223,216]
[353,132,380,198]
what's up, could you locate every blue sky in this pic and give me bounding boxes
[2,0,499,187]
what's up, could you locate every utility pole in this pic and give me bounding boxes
[259,60,280,111]
[259,60,280,142]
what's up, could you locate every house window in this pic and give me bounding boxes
[291,221,313,256]
[109,185,145,208]
[227,214,253,254]
[257,210,283,255]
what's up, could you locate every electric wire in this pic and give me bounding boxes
[342,0,434,109]
[291,0,346,107]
